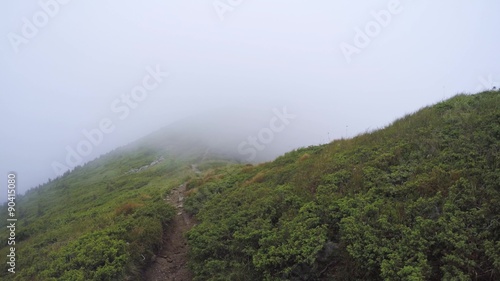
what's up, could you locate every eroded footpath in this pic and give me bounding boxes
[144,183,194,281]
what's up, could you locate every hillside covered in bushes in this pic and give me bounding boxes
[1,91,498,280]
[185,91,499,280]
[0,146,209,280]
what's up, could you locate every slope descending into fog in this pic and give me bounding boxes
[185,91,500,280]
[0,91,497,280]
[0,124,237,280]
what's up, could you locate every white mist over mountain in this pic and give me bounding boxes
[1,0,500,202]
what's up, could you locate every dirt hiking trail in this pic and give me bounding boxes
[144,182,194,281]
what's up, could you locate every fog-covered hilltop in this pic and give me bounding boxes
[129,106,316,164]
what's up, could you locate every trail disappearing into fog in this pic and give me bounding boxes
[144,181,194,281]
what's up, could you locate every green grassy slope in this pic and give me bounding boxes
[185,91,500,280]
[0,144,216,280]
[1,91,498,280]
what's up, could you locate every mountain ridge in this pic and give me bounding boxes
[185,91,499,280]
[1,91,498,280]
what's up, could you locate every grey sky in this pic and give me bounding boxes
[1,0,499,202]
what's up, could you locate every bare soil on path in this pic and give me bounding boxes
[144,183,194,281]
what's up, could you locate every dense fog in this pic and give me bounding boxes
[1,1,499,202]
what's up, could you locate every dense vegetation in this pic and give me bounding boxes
[0,146,202,280]
[1,91,498,280]
[185,91,500,280]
